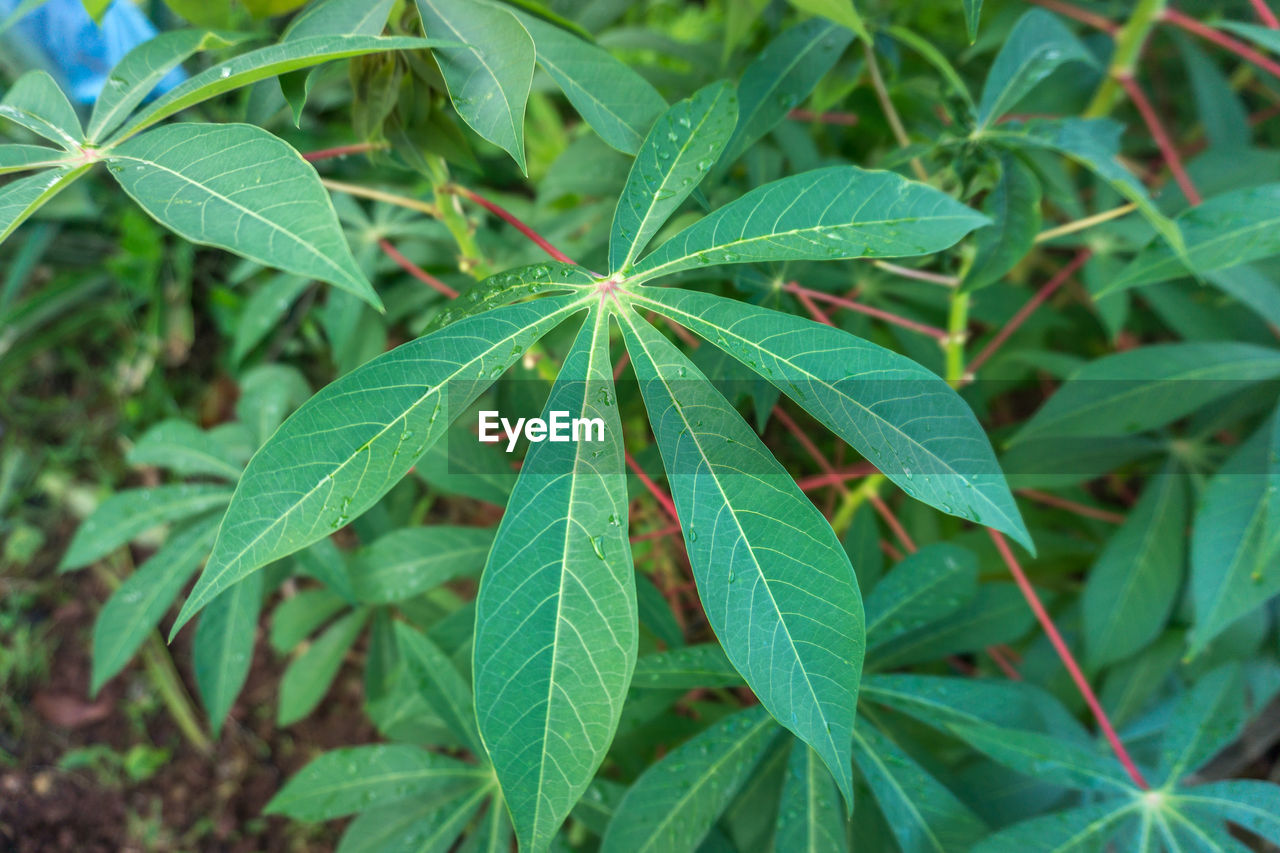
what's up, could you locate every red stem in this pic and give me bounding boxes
[378,239,459,298]
[987,645,1024,680]
[785,283,949,340]
[1017,489,1126,525]
[868,493,917,554]
[796,463,878,492]
[302,141,387,162]
[988,530,1150,790]
[1116,75,1201,205]
[967,250,1092,375]
[1251,0,1280,28]
[449,184,578,265]
[788,108,860,126]
[1028,0,1118,33]
[792,288,837,327]
[1163,8,1280,80]
[630,523,682,544]
[773,407,848,494]
[625,451,680,524]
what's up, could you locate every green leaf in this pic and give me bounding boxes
[775,739,848,853]
[851,722,988,852]
[945,723,1135,793]
[1186,426,1280,657]
[865,544,977,648]
[631,643,743,689]
[415,0,534,172]
[1110,184,1280,293]
[87,29,247,142]
[610,81,738,275]
[106,123,380,310]
[0,165,92,245]
[511,11,666,155]
[871,583,1038,668]
[231,274,311,364]
[1014,343,1280,443]
[172,293,588,635]
[982,118,1181,255]
[618,309,863,806]
[1158,665,1245,786]
[269,588,347,653]
[350,525,492,603]
[127,419,244,480]
[862,673,1083,734]
[337,783,491,853]
[1176,780,1280,849]
[1082,467,1187,669]
[787,0,869,43]
[966,153,1041,291]
[631,287,1031,546]
[722,19,853,167]
[473,311,635,853]
[885,25,976,113]
[80,0,110,23]
[970,800,1137,853]
[395,621,482,752]
[0,71,82,149]
[278,608,369,725]
[235,363,311,444]
[194,572,263,737]
[112,35,437,140]
[976,9,1093,128]
[1218,20,1280,56]
[425,262,594,333]
[265,744,487,821]
[0,144,71,175]
[283,0,395,39]
[964,0,982,43]
[601,707,779,853]
[60,484,232,572]
[629,166,989,282]
[90,516,220,694]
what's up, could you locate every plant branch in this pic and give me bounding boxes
[868,493,917,554]
[1035,204,1137,243]
[1017,489,1127,524]
[320,178,440,218]
[788,108,859,126]
[773,406,848,495]
[625,450,680,524]
[797,463,878,492]
[1163,8,1280,80]
[302,141,389,162]
[1086,0,1167,118]
[873,260,959,287]
[1116,75,1201,204]
[790,287,837,326]
[445,184,578,265]
[378,239,459,298]
[1028,0,1118,33]
[967,249,1092,374]
[862,41,929,181]
[784,283,949,340]
[988,530,1150,790]
[1251,0,1280,28]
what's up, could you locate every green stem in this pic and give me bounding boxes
[831,474,885,538]
[945,291,970,386]
[424,156,493,279]
[1085,0,1167,118]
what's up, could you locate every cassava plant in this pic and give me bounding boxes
[6,0,1280,850]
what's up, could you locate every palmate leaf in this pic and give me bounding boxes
[631,643,743,689]
[127,419,244,480]
[86,29,248,142]
[628,165,990,282]
[414,0,534,172]
[396,622,482,753]
[1082,465,1187,669]
[1176,780,1280,849]
[966,152,1041,291]
[194,572,263,737]
[631,287,1032,546]
[617,307,864,807]
[171,293,590,635]
[975,9,1094,128]
[265,744,488,821]
[106,123,380,309]
[0,70,83,149]
[864,544,978,647]
[349,525,493,603]
[787,0,869,43]
[278,607,369,725]
[610,81,738,275]
[473,310,636,853]
[971,799,1138,852]
[110,35,439,140]
[336,781,492,853]
[511,10,666,155]
[601,707,779,853]
[1158,665,1246,786]
[944,723,1135,793]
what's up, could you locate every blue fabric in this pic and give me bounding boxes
[1,0,185,103]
